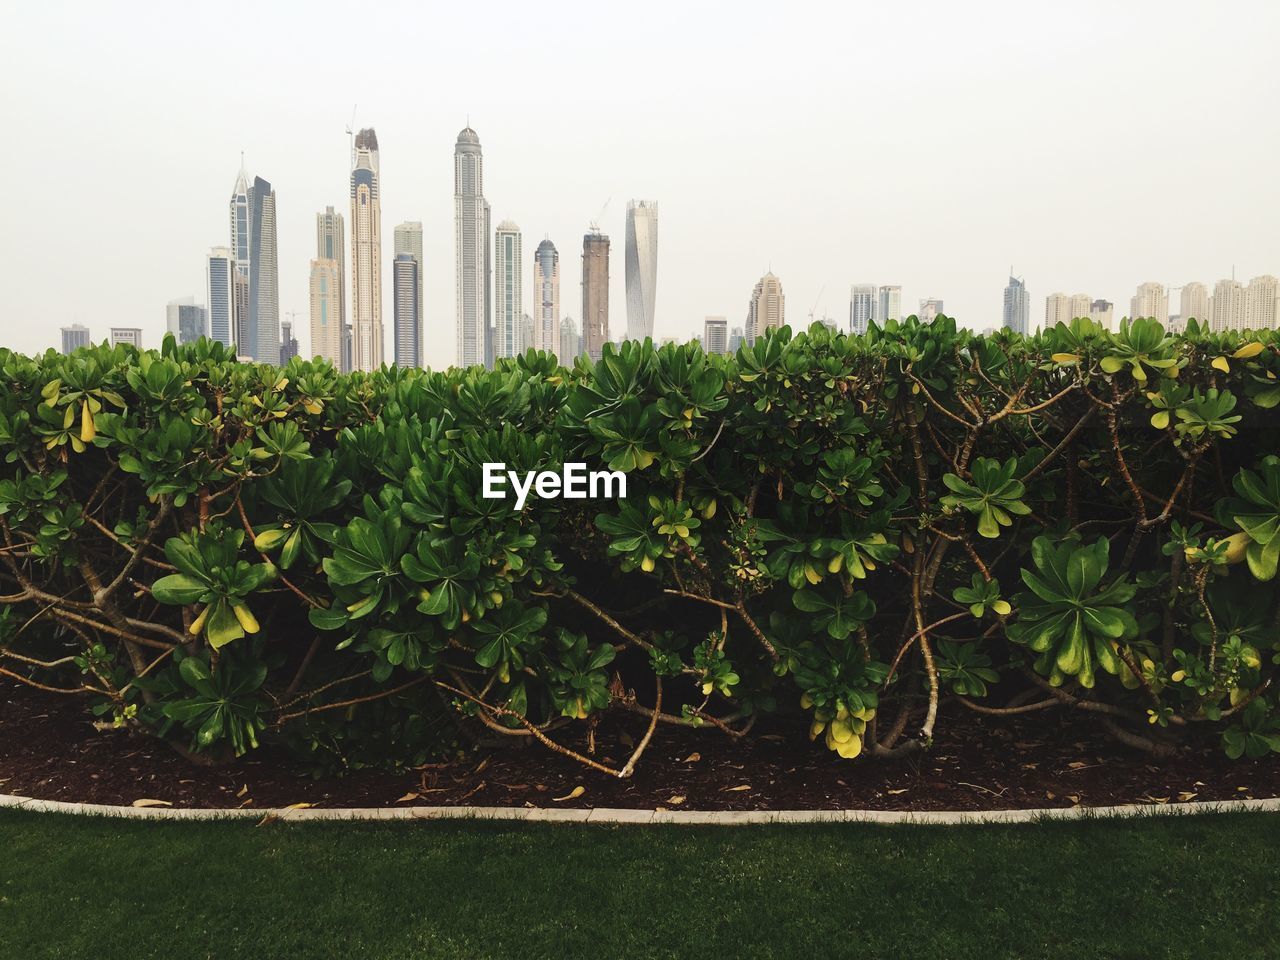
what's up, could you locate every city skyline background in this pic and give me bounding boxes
[2,0,1278,364]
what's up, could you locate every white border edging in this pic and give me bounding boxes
[3,791,1279,825]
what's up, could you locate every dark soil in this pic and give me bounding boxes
[1,680,1276,812]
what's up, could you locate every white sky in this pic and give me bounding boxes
[1,0,1277,366]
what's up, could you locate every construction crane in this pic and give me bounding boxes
[345,105,357,169]
[589,198,611,234]
[807,285,826,326]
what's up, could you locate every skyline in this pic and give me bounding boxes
[2,1,1279,363]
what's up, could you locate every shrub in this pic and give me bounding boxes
[1,316,1278,774]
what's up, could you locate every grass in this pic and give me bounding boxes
[2,809,1279,959]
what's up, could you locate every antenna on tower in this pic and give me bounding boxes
[345,104,358,169]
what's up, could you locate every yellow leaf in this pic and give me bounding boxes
[725,784,751,792]
[395,793,420,803]
[79,400,96,443]
[1211,356,1230,373]
[1232,341,1265,360]
[282,802,313,810]
[132,798,172,808]
[1051,353,1080,364]
[683,752,701,763]
[552,785,585,802]
[667,795,686,806]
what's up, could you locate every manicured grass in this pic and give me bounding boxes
[2,810,1278,959]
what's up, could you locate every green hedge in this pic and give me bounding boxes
[2,315,1279,773]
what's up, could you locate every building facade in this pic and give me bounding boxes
[309,258,342,366]
[1179,282,1209,328]
[494,220,523,360]
[110,327,143,348]
[532,238,560,358]
[849,284,877,336]
[1002,275,1029,334]
[747,272,785,345]
[60,324,90,354]
[350,129,383,371]
[206,247,235,348]
[703,316,728,354]
[1245,275,1280,330]
[229,166,251,348]
[582,230,610,361]
[392,252,420,368]
[1130,282,1168,324]
[624,200,658,342]
[246,175,280,363]
[878,285,902,323]
[455,127,491,368]
[559,315,578,364]
[394,221,423,347]
[919,298,944,323]
[166,297,207,344]
[1090,299,1114,330]
[280,319,299,363]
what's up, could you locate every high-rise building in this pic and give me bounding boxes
[532,238,560,357]
[919,299,944,322]
[309,258,342,366]
[245,176,280,363]
[349,129,383,371]
[60,324,90,354]
[455,127,491,368]
[625,200,658,342]
[229,165,251,348]
[394,221,423,344]
[1245,275,1280,330]
[849,284,877,336]
[494,220,523,360]
[1090,300,1114,330]
[728,326,745,353]
[559,315,578,364]
[1002,275,1030,335]
[1179,282,1209,328]
[1069,294,1092,323]
[1044,293,1071,328]
[703,316,728,354]
[166,297,207,344]
[206,247,235,348]
[280,319,299,364]
[1130,282,1168,324]
[582,230,610,361]
[746,272,785,345]
[1210,279,1246,332]
[393,252,420,368]
[110,328,143,348]
[878,285,902,323]
[341,324,353,374]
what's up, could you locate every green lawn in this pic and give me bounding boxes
[2,810,1278,959]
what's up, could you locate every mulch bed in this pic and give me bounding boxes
[1,680,1276,812]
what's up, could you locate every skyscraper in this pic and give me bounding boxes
[110,328,144,348]
[559,315,578,364]
[878,285,902,323]
[625,200,658,342]
[1090,300,1115,330]
[494,220,523,360]
[206,247,235,348]
[849,284,878,336]
[246,175,280,363]
[532,238,561,357]
[60,325,90,354]
[1210,278,1246,331]
[728,326,745,352]
[919,299,944,322]
[1044,293,1071,328]
[309,258,342,366]
[393,252,420,368]
[746,272,784,345]
[455,127,491,368]
[1002,275,1029,335]
[394,221,423,350]
[229,165,251,348]
[582,230,610,361]
[280,319,299,363]
[1245,275,1280,329]
[703,316,728,354]
[350,129,383,371]
[1130,282,1168,324]
[1179,282,1209,328]
[166,297,207,344]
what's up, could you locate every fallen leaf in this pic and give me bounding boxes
[236,784,249,798]
[474,758,490,774]
[725,784,751,792]
[886,788,909,796]
[683,752,702,763]
[552,785,585,802]
[1067,795,1081,805]
[131,798,171,808]
[1067,761,1088,770]
[396,792,420,803]
[1177,791,1198,803]
[1045,791,1057,800]
[667,795,686,806]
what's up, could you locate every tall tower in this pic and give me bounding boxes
[849,284,878,336]
[1130,282,1169,324]
[394,221,424,352]
[206,247,235,348]
[494,221,523,360]
[350,128,383,370]
[1002,274,1029,335]
[311,207,346,368]
[532,238,560,357]
[878,285,902,323]
[455,126,491,368]
[393,253,421,368]
[624,200,658,342]
[1180,282,1209,328]
[1210,278,1246,331]
[247,175,280,363]
[228,165,251,350]
[1245,275,1280,330]
[703,316,728,354]
[582,230,610,361]
[559,315,578,364]
[166,297,207,344]
[746,272,784,345]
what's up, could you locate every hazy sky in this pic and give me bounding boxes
[1,0,1278,366]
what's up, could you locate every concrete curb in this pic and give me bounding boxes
[3,791,1280,825]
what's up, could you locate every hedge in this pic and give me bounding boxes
[1,315,1278,773]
